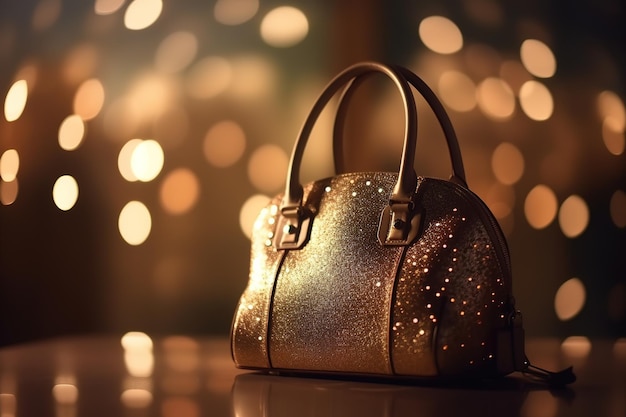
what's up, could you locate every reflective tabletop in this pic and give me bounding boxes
[0,334,624,417]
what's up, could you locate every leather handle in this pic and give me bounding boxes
[282,62,418,211]
[332,66,467,187]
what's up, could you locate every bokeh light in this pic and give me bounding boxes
[229,56,277,99]
[0,149,19,182]
[476,77,515,120]
[214,0,259,25]
[437,71,476,112]
[52,383,78,405]
[118,139,143,182]
[519,80,554,121]
[520,39,557,78]
[418,16,463,54]
[597,90,626,131]
[118,201,152,245]
[554,277,586,321]
[561,336,592,359]
[558,195,589,238]
[124,0,163,30]
[260,6,309,48]
[73,78,105,120]
[491,142,524,185]
[121,389,153,409]
[131,139,164,182]
[610,190,626,228]
[52,175,79,211]
[159,168,200,215]
[58,114,86,151]
[121,331,154,350]
[4,79,28,122]
[0,179,19,205]
[239,194,271,239]
[203,120,246,168]
[186,56,233,100]
[95,0,127,16]
[524,184,558,229]
[602,117,625,155]
[247,144,288,192]
[155,31,198,74]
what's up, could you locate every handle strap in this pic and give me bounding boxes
[283,62,418,209]
[332,65,467,187]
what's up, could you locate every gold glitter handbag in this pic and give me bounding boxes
[231,62,572,383]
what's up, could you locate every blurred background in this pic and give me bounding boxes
[0,0,624,347]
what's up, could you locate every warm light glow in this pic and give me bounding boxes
[520,39,556,78]
[247,144,288,192]
[121,333,154,377]
[124,0,163,30]
[0,149,19,182]
[159,168,200,215]
[131,139,164,182]
[118,201,152,245]
[155,31,198,74]
[524,184,558,229]
[95,0,126,15]
[476,77,515,120]
[4,80,28,122]
[52,384,78,405]
[122,331,154,350]
[554,278,586,321]
[437,71,476,112]
[126,72,174,120]
[214,0,259,25]
[610,190,626,228]
[561,336,592,359]
[73,78,105,120]
[124,351,154,377]
[32,0,62,31]
[558,195,589,238]
[52,175,79,211]
[597,90,626,131]
[118,139,143,182]
[58,115,86,151]
[186,56,233,100]
[203,120,246,167]
[519,80,554,121]
[121,389,153,408]
[239,194,271,239]
[418,16,463,54]
[63,43,99,85]
[0,179,19,205]
[491,142,524,185]
[602,117,625,155]
[260,6,309,48]
[230,56,277,99]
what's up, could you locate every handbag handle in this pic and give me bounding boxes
[332,66,467,186]
[275,62,427,249]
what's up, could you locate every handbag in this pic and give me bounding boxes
[231,62,574,384]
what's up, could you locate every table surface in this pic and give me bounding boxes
[0,335,624,417]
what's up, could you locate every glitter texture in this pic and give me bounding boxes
[232,173,515,378]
